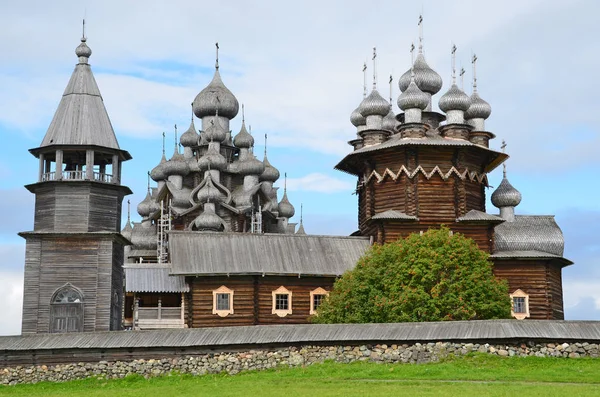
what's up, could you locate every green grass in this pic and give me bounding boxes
[2,354,600,396]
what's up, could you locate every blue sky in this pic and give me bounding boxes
[1,0,599,335]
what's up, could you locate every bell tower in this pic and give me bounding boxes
[20,27,132,334]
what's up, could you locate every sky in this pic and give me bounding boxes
[1,0,599,335]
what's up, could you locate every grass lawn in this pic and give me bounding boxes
[2,354,600,396]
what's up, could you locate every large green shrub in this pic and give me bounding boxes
[313,226,511,323]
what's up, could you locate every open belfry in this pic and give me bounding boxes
[20,17,572,334]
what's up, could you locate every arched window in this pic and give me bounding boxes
[50,284,84,333]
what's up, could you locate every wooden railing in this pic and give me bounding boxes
[137,307,182,321]
[41,171,113,183]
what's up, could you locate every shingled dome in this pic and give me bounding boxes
[193,70,239,119]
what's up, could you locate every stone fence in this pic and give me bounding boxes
[2,320,600,385]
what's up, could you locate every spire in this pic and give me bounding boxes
[501,139,507,178]
[162,131,166,156]
[460,67,465,91]
[418,14,424,53]
[242,103,245,123]
[215,42,219,70]
[264,133,268,158]
[284,172,287,194]
[389,74,393,106]
[410,42,415,65]
[472,53,478,92]
[451,44,457,84]
[362,62,368,98]
[82,18,86,40]
[296,203,306,235]
[372,47,378,90]
[300,203,303,224]
[174,124,178,154]
[147,171,151,194]
[126,199,131,224]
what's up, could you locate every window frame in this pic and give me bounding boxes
[212,286,234,317]
[271,286,293,317]
[510,289,530,320]
[309,287,329,315]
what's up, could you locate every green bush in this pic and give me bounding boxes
[313,226,511,323]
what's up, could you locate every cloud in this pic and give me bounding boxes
[286,173,354,193]
[0,271,23,336]
[0,189,34,236]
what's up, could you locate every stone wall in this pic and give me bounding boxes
[2,341,599,386]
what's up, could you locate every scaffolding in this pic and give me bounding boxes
[157,198,172,264]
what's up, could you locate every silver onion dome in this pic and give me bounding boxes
[439,84,471,112]
[197,174,226,204]
[237,153,265,176]
[198,144,227,172]
[382,107,396,132]
[491,177,522,208]
[233,121,254,148]
[150,153,167,181]
[137,192,153,218]
[350,104,366,127]
[180,119,199,147]
[194,203,224,231]
[193,70,239,119]
[203,118,227,143]
[465,91,492,120]
[278,192,295,218]
[398,53,443,94]
[398,79,429,110]
[260,155,280,183]
[162,149,190,177]
[75,37,92,59]
[359,89,390,118]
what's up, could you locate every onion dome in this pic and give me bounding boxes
[439,83,470,113]
[180,119,199,147]
[130,222,157,250]
[359,89,390,117]
[233,121,254,148]
[350,104,366,127]
[75,37,92,60]
[382,107,396,131]
[194,203,224,231]
[398,53,443,94]
[260,155,280,183]
[121,220,133,240]
[198,144,227,172]
[162,149,190,177]
[398,78,429,110]
[150,153,167,181]
[203,117,227,143]
[465,91,492,120]
[197,174,226,204]
[193,70,239,119]
[137,192,153,218]
[278,192,295,218]
[237,153,265,176]
[491,176,522,209]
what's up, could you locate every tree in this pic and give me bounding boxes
[313,227,511,323]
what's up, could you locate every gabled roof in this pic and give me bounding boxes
[457,210,504,223]
[39,46,120,150]
[494,215,565,257]
[169,232,371,277]
[370,210,418,221]
[124,264,189,293]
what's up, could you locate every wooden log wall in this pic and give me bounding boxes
[493,260,565,320]
[188,276,335,327]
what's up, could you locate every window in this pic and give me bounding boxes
[272,286,292,317]
[50,283,84,333]
[510,289,530,320]
[212,286,234,317]
[309,287,329,315]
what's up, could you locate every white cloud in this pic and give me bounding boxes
[563,281,600,310]
[0,271,23,336]
[286,173,354,193]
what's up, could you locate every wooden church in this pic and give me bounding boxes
[20,20,572,334]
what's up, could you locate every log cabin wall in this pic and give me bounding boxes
[492,260,565,320]
[189,276,335,327]
[21,235,124,334]
[32,182,126,233]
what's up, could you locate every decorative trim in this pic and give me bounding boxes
[272,286,292,317]
[364,165,488,185]
[309,287,329,315]
[212,286,234,317]
[510,289,530,320]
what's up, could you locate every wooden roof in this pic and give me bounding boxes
[2,320,600,350]
[124,264,189,293]
[168,232,371,276]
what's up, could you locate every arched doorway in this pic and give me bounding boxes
[49,284,84,333]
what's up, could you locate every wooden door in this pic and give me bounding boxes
[50,303,83,333]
